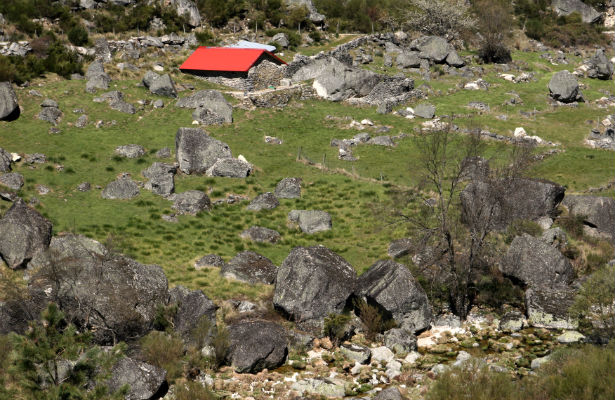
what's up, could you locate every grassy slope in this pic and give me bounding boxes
[0,44,613,301]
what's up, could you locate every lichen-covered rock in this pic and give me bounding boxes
[525,285,578,330]
[240,226,281,243]
[0,82,20,121]
[167,285,216,341]
[101,178,139,200]
[172,190,211,215]
[288,210,332,234]
[142,162,176,196]
[246,192,279,211]
[206,158,252,178]
[176,90,233,123]
[273,245,357,331]
[115,144,145,159]
[0,198,52,269]
[221,251,277,285]
[227,320,288,373]
[563,195,615,240]
[175,127,232,174]
[275,177,302,199]
[0,172,24,190]
[357,260,432,332]
[107,357,167,400]
[500,234,574,288]
[549,70,582,103]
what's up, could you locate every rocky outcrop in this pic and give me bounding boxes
[0,82,20,121]
[0,172,24,190]
[312,65,383,102]
[175,127,232,174]
[221,251,277,285]
[115,144,145,159]
[101,178,140,199]
[227,320,288,373]
[142,162,176,196]
[170,0,201,27]
[500,234,575,288]
[563,195,615,240]
[409,36,465,67]
[587,49,614,80]
[143,72,177,98]
[356,260,432,333]
[548,70,582,103]
[0,199,52,269]
[460,178,565,231]
[273,246,357,331]
[28,234,168,344]
[107,357,167,400]
[85,60,111,93]
[552,0,602,24]
[284,0,325,23]
[0,148,12,172]
[38,99,62,125]
[172,190,211,215]
[288,210,332,234]
[275,177,302,199]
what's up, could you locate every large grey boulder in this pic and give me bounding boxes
[0,82,20,121]
[460,178,565,231]
[587,49,614,80]
[410,36,456,64]
[176,90,232,123]
[142,71,159,88]
[86,59,105,79]
[170,0,201,27]
[525,285,578,329]
[86,61,111,93]
[413,103,436,119]
[0,148,12,172]
[313,65,382,102]
[374,387,406,400]
[101,178,139,200]
[500,234,575,288]
[192,106,228,125]
[168,285,217,341]
[175,127,232,174]
[388,238,413,259]
[288,210,332,234]
[94,38,112,63]
[0,172,24,190]
[149,74,177,98]
[384,328,417,354]
[107,357,167,400]
[563,195,615,240]
[0,199,52,269]
[396,51,421,68]
[38,105,62,125]
[548,70,582,103]
[240,226,281,243]
[246,192,279,211]
[285,0,325,23]
[288,56,348,83]
[272,32,290,48]
[115,144,145,159]
[552,0,602,24]
[227,320,288,373]
[172,190,211,215]
[275,177,301,199]
[206,158,252,178]
[221,251,277,285]
[28,234,168,344]
[142,162,176,196]
[273,245,357,331]
[357,260,432,333]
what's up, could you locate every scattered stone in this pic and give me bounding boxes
[499,311,525,332]
[227,320,288,373]
[240,226,281,243]
[206,157,252,178]
[384,328,418,354]
[367,136,395,146]
[155,147,171,158]
[195,254,225,269]
[75,114,88,128]
[273,245,357,331]
[0,172,24,190]
[272,32,290,48]
[77,182,91,192]
[557,330,585,343]
[153,99,164,109]
[413,103,436,119]
[0,148,11,172]
[530,355,550,370]
[176,90,233,124]
[288,210,332,234]
[36,184,50,195]
[246,192,279,211]
[275,177,302,199]
[115,144,145,159]
[587,49,613,80]
[172,190,211,215]
[149,74,177,98]
[38,103,62,125]
[292,378,345,398]
[374,387,406,400]
[142,162,176,196]
[340,343,371,364]
[0,198,52,269]
[222,251,277,285]
[101,178,139,200]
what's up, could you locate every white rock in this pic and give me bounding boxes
[514,127,527,138]
[192,120,199,125]
[602,118,612,127]
[500,73,515,81]
[464,82,480,90]
[557,331,585,344]
[403,351,421,365]
[350,362,362,375]
[385,360,402,380]
[153,65,164,72]
[371,346,395,363]
[361,119,374,126]
[531,356,550,369]
[536,216,554,230]
[238,154,249,164]
[10,153,21,162]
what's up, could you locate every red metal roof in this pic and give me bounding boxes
[179,47,286,72]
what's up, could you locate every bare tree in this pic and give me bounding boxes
[387,125,534,319]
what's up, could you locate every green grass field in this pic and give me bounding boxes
[1,45,613,301]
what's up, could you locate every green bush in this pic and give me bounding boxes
[195,30,217,46]
[67,24,89,46]
[571,265,615,340]
[140,331,185,381]
[505,219,543,244]
[210,324,230,371]
[323,313,351,346]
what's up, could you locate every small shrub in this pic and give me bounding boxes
[308,30,322,43]
[323,313,351,346]
[67,24,89,46]
[210,324,230,371]
[195,30,217,46]
[505,219,543,244]
[189,315,213,350]
[174,381,215,400]
[557,214,585,240]
[140,331,184,381]
[153,304,178,332]
[353,299,383,341]
[571,264,615,340]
